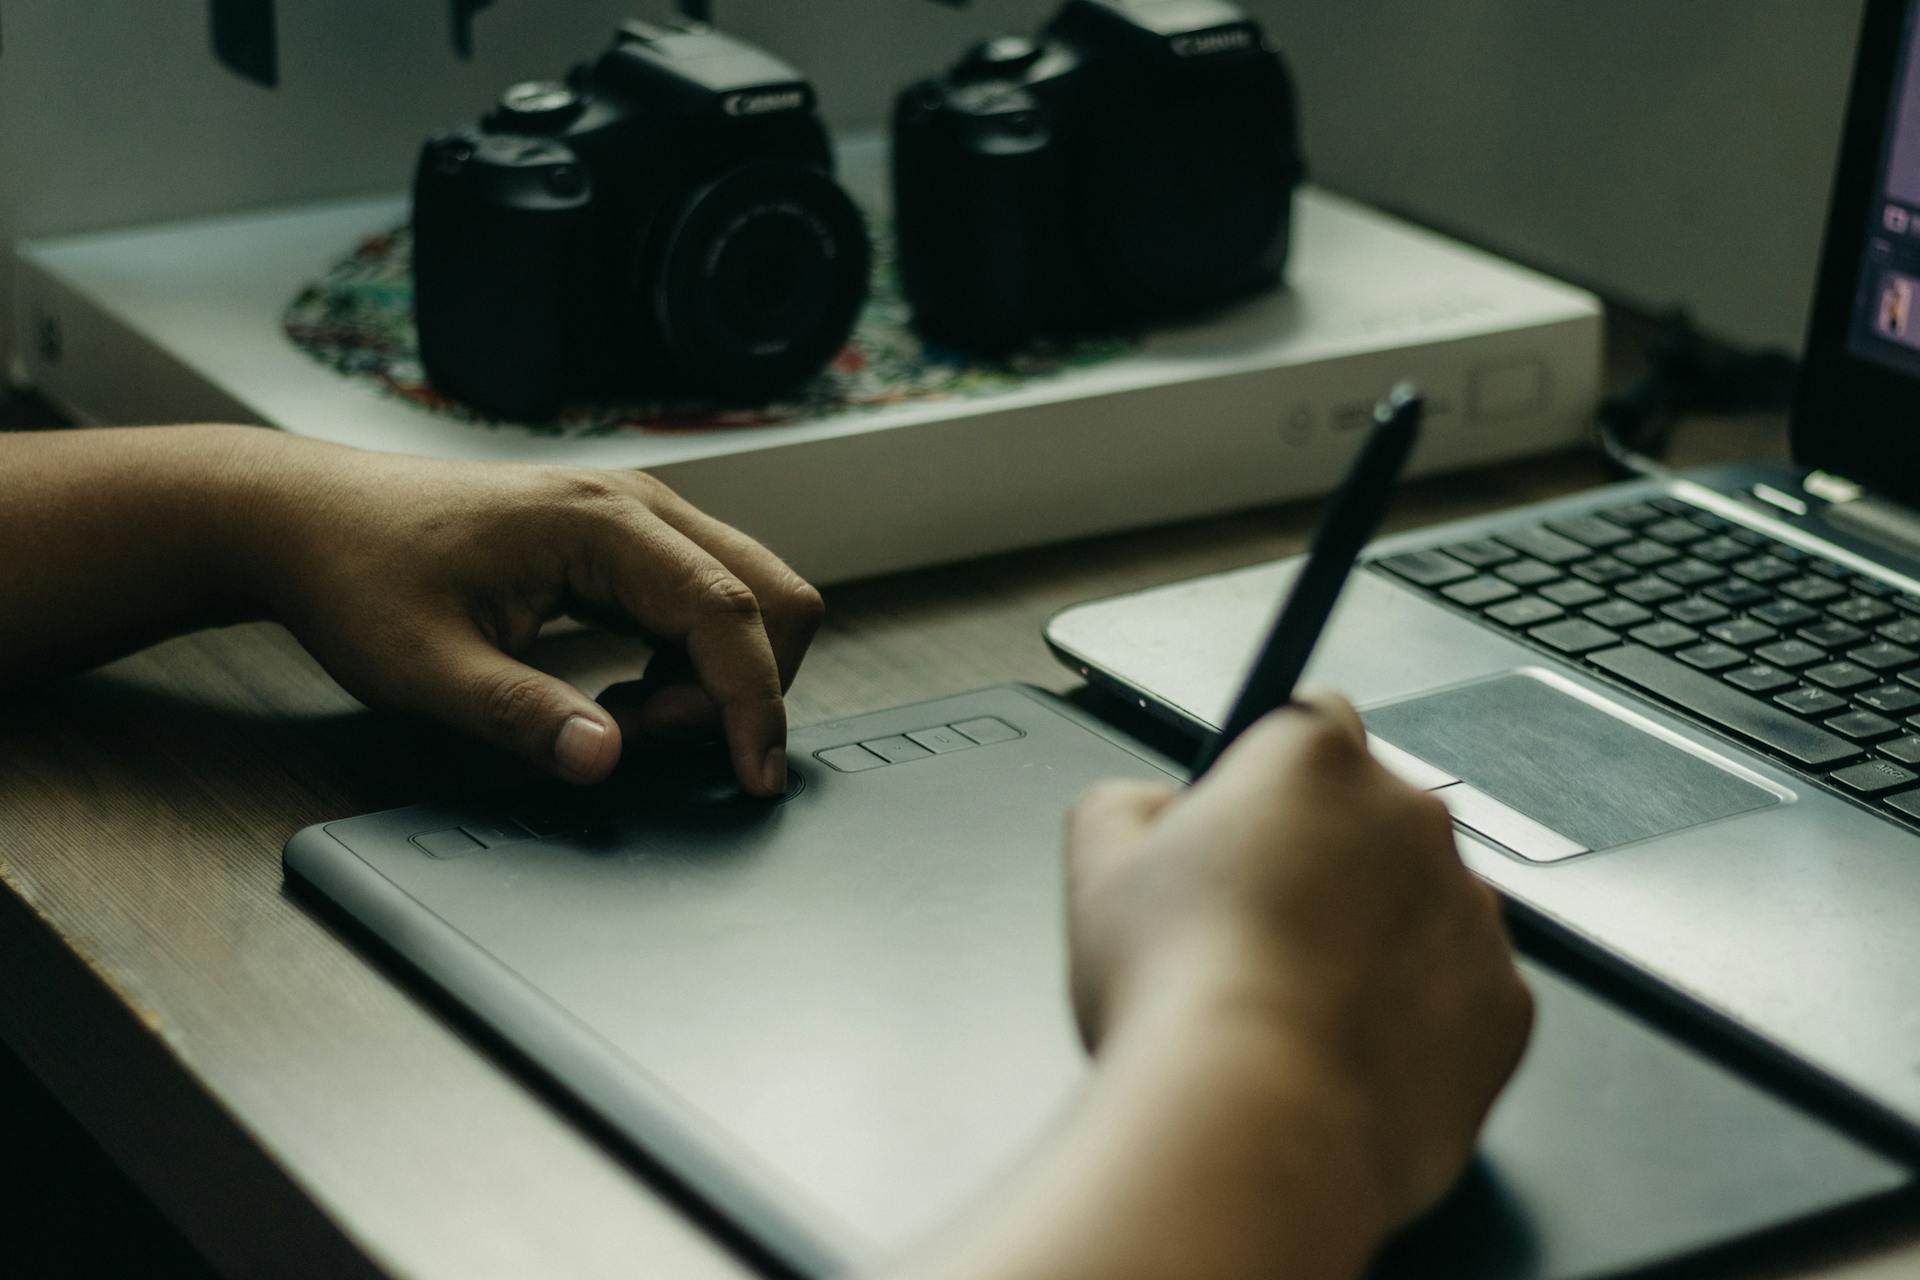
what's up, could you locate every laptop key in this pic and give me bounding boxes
[1486,596,1565,629]
[1648,497,1700,517]
[1878,617,1920,646]
[1572,556,1636,585]
[1379,550,1474,586]
[1705,581,1772,607]
[1825,710,1900,742]
[1725,665,1796,694]
[1850,576,1896,598]
[1708,618,1777,647]
[1643,517,1707,545]
[1630,621,1701,650]
[1529,619,1621,655]
[1496,526,1592,564]
[1775,686,1848,716]
[1442,576,1521,608]
[1830,759,1918,795]
[1616,539,1679,567]
[1442,538,1518,568]
[1894,594,1920,615]
[1733,556,1796,583]
[1849,641,1919,671]
[1584,600,1653,629]
[1801,621,1867,649]
[1752,600,1820,628]
[1808,661,1875,692]
[1832,597,1897,625]
[1782,576,1849,603]
[1539,579,1607,608]
[1879,736,1920,766]
[1658,558,1724,587]
[1677,642,1745,672]
[1588,645,1861,767]
[1603,501,1665,526]
[1547,515,1634,548]
[1619,576,1685,605]
[1858,684,1920,715]
[1496,558,1563,587]
[1662,597,1730,626]
[1690,536,1752,564]
[1887,791,1920,821]
[1756,639,1826,668]
[1807,559,1852,579]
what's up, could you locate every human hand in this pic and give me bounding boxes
[234,438,821,794]
[1064,695,1532,1232]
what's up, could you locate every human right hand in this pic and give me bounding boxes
[1063,695,1533,1233]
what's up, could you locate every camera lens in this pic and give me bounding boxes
[649,162,871,398]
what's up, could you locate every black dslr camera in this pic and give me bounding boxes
[412,20,871,420]
[892,0,1303,353]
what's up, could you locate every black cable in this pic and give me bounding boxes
[1594,309,1798,480]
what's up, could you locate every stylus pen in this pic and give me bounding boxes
[1190,383,1423,779]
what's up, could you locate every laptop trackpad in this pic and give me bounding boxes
[1365,672,1779,862]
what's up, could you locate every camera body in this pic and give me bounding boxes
[892,0,1303,352]
[413,20,871,420]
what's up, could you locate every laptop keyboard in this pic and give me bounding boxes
[1374,496,1920,829]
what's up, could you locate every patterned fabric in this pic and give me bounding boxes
[282,217,1137,438]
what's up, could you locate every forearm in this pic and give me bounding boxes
[0,425,286,683]
[890,974,1392,1280]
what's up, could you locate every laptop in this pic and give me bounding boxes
[1048,0,1920,1152]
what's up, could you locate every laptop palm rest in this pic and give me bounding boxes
[1366,671,1781,861]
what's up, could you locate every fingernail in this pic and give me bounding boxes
[554,715,608,781]
[761,746,787,795]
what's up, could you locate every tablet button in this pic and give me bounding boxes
[413,828,484,858]
[817,744,888,772]
[951,717,1021,745]
[861,735,934,764]
[908,726,975,754]
[461,821,533,849]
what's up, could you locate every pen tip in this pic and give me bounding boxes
[1377,382,1424,424]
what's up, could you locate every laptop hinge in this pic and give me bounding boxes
[1806,472,1920,564]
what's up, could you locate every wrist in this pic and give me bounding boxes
[180,425,331,622]
[1100,932,1400,1268]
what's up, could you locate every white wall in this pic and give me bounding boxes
[1258,1,1864,352]
[0,0,1868,383]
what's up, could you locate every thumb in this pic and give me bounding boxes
[408,628,625,784]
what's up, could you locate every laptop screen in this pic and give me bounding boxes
[1849,0,1920,375]
[1792,0,1920,490]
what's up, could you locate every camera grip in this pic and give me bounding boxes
[413,143,596,421]
[893,100,1075,352]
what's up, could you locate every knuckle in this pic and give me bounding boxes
[782,578,827,628]
[1291,714,1365,771]
[549,467,625,509]
[1408,789,1458,840]
[624,469,672,503]
[694,570,762,622]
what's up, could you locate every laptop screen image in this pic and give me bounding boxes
[1850,0,1920,370]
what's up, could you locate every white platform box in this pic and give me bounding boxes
[13,141,1601,584]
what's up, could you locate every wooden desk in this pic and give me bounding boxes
[3,398,1918,1279]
